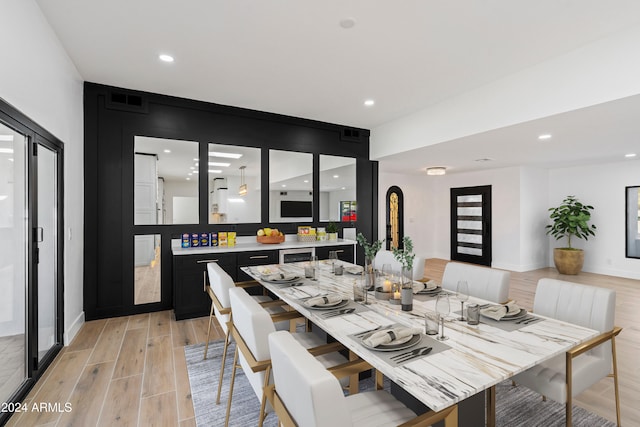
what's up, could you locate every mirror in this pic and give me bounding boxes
[269,150,313,222]
[208,144,261,223]
[626,186,640,258]
[134,234,161,304]
[319,155,356,222]
[134,136,199,225]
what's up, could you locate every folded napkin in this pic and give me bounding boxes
[264,272,297,281]
[413,280,438,294]
[306,294,343,307]
[480,301,522,321]
[362,327,422,348]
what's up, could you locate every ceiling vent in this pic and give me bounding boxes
[106,90,148,113]
[340,128,362,142]
[280,191,288,196]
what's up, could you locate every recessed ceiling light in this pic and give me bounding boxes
[341,187,346,190]
[333,175,339,178]
[193,170,198,174]
[188,173,192,176]
[8,158,13,162]
[209,161,231,167]
[624,153,636,158]
[538,134,552,140]
[208,169,222,174]
[209,151,243,159]
[186,177,190,181]
[163,149,171,153]
[190,166,195,170]
[364,99,375,107]
[281,184,286,188]
[303,180,309,183]
[159,54,174,63]
[339,18,356,29]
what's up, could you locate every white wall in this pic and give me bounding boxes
[0,0,84,344]
[519,167,549,271]
[549,161,640,279]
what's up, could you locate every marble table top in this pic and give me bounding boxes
[243,261,599,413]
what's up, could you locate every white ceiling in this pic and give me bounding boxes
[37,1,640,174]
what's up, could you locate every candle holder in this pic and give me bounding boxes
[374,287,391,300]
[390,282,402,305]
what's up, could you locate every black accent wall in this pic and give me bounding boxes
[84,82,378,320]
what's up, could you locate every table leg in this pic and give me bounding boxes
[486,385,496,427]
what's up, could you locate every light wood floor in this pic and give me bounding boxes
[7,259,638,426]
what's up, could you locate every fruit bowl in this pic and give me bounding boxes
[257,235,285,244]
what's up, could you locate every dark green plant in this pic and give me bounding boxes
[546,196,597,249]
[356,232,384,259]
[392,236,415,271]
[326,221,338,234]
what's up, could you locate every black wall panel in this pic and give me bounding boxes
[84,82,377,320]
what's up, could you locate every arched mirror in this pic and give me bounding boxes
[269,150,313,223]
[134,136,199,225]
[319,155,356,222]
[386,186,404,249]
[208,144,261,224]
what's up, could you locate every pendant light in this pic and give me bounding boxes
[239,166,247,196]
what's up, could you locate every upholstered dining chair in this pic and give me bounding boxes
[373,249,426,281]
[204,262,286,404]
[511,278,622,427]
[440,261,510,303]
[267,330,459,427]
[225,287,351,427]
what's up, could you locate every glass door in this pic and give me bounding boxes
[0,122,28,403]
[36,143,59,361]
[450,185,492,266]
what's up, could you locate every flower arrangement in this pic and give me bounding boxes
[356,232,384,260]
[392,236,415,272]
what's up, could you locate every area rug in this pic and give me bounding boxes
[185,341,616,427]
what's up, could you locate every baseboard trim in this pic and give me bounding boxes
[64,311,85,346]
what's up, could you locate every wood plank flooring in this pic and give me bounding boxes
[6,259,638,426]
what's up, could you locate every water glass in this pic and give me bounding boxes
[353,277,367,303]
[435,293,450,341]
[456,280,469,321]
[424,311,439,335]
[328,251,338,273]
[467,303,480,325]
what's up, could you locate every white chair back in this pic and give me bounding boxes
[269,330,351,427]
[441,262,510,303]
[534,278,615,362]
[373,249,425,281]
[207,262,235,334]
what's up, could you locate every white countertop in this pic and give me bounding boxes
[171,235,355,255]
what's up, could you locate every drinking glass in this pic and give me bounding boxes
[328,251,338,273]
[456,280,469,321]
[435,293,450,341]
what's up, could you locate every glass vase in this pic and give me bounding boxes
[400,266,413,311]
[364,256,375,290]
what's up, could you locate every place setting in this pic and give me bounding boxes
[351,324,451,367]
[475,301,543,331]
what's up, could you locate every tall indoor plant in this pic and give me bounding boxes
[546,195,597,274]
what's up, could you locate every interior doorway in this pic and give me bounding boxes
[385,186,404,250]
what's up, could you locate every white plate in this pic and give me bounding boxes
[303,299,350,310]
[360,332,422,352]
[263,275,300,284]
[416,286,442,295]
[481,308,528,321]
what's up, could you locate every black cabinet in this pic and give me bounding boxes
[315,245,354,263]
[173,252,236,320]
[236,249,278,281]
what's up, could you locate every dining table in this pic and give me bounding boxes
[242,260,600,427]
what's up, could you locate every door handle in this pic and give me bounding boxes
[35,227,44,243]
[196,259,219,264]
[249,255,269,259]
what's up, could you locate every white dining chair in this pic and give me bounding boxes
[225,287,351,427]
[373,249,426,281]
[440,261,510,303]
[267,330,459,427]
[204,262,287,404]
[511,278,622,427]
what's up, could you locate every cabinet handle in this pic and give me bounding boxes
[249,255,269,259]
[334,250,344,253]
[196,259,219,264]
[203,270,207,292]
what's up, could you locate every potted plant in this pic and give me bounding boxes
[392,236,416,311]
[546,195,597,275]
[326,221,338,241]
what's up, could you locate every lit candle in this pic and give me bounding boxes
[393,290,401,300]
[383,279,392,292]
